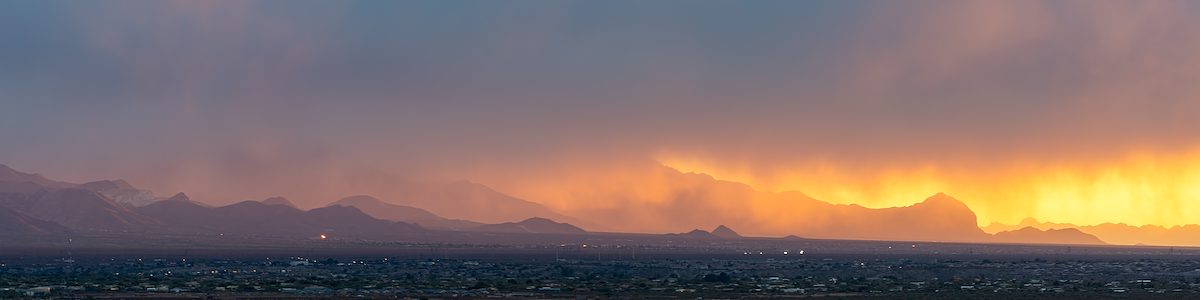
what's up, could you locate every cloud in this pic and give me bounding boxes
[4,1,1200,231]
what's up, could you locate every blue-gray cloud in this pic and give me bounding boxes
[2,0,1200,210]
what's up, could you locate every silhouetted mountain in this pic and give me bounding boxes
[0,181,48,194]
[164,192,192,202]
[305,205,424,236]
[5,162,1199,247]
[838,193,989,242]
[0,165,161,208]
[330,195,480,229]
[136,200,423,237]
[471,217,586,234]
[134,195,211,225]
[384,180,586,226]
[0,206,68,234]
[0,164,73,189]
[80,179,158,207]
[80,179,134,191]
[982,217,1076,234]
[0,188,158,231]
[1078,223,1200,246]
[991,227,1106,245]
[0,164,425,238]
[712,225,743,239]
[560,165,990,242]
[671,229,719,239]
[0,164,65,194]
[982,218,1200,246]
[261,196,297,208]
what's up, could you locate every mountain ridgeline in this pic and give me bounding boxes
[0,163,1152,246]
[328,195,481,230]
[984,218,1200,246]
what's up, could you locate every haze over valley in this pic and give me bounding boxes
[2,162,1190,248]
[5,1,1200,298]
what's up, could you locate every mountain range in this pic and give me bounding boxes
[558,165,995,242]
[328,195,480,229]
[991,227,1106,245]
[712,225,743,239]
[134,193,424,237]
[0,187,158,231]
[260,196,298,208]
[80,179,159,207]
[0,205,68,234]
[671,225,744,239]
[985,218,1200,246]
[0,163,1163,246]
[378,179,589,226]
[0,164,595,239]
[471,217,587,234]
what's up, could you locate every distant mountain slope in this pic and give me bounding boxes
[982,217,1076,234]
[711,225,743,239]
[1079,223,1200,246]
[0,206,68,234]
[668,229,719,239]
[133,193,212,227]
[991,227,1106,245]
[306,205,423,236]
[470,217,586,234]
[80,179,159,207]
[0,163,159,230]
[549,165,990,242]
[831,193,989,242]
[0,164,161,208]
[0,181,49,194]
[136,200,423,237]
[984,218,1200,246]
[79,179,134,191]
[0,164,73,189]
[0,188,158,231]
[5,162,1200,246]
[260,196,298,208]
[0,164,590,234]
[330,195,480,229]
[384,180,586,225]
[164,192,193,203]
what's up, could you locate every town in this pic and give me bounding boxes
[5,248,1200,298]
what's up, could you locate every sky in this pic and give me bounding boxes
[3,1,1200,230]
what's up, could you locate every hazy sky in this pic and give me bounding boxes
[4,1,1200,229]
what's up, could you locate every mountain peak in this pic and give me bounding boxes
[923,192,954,202]
[679,229,718,239]
[712,225,743,239]
[917,193,970,209]
[80,179,136,192]
[0,163,36,179]
[992,226,1106,245]
[519,217,556,224]
[472,217,587,234]
[0,163,16,174]
[166,192,191,202]
[0,163,70,188]
[110,179,135,189]
[261,196,297,208]
[337,195,382,204]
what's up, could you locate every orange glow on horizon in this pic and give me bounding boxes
[657,149,1200,228]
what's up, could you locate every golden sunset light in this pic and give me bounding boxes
[6,1,1200,297]
[658,149,1200,228]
